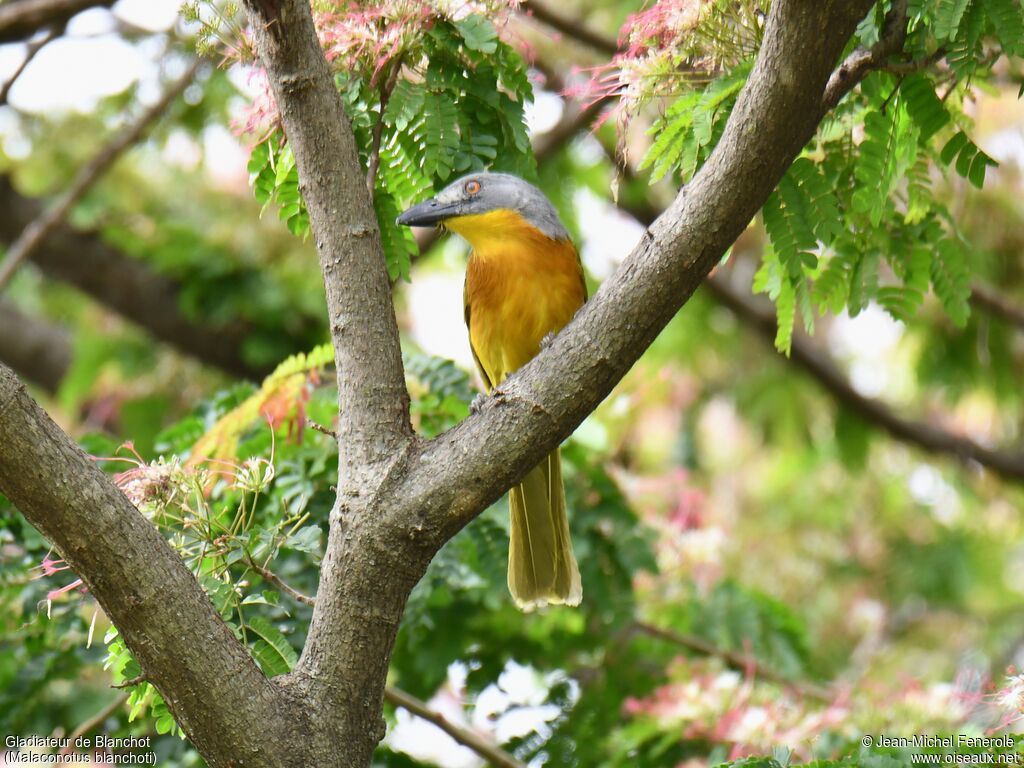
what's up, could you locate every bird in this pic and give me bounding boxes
[397,172,585,610]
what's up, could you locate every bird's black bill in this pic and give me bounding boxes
[396,198,462,227]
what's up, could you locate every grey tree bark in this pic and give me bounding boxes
[0,1,877,764]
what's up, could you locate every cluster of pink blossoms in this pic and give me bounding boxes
[236,0,521,137]
[568,0,765,127]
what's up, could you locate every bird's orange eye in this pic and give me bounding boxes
[465,180,481,195]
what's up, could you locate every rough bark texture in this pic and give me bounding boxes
[240,1,415,764]
[0,1,879,765]
[0,365,306,766]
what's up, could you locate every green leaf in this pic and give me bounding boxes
[247,616,298,677]
[900,74,950,142]
[454,15,498,54]
[931,238,971,325]
[374,188,416,282]
[940,130,970,164]
[981,0,1024,55]
[285,524,323,557]
[246,140,270,176]
[941,130,997,187]
[383,80,425,132]
[933,0,972,39]
[774,279,796,355]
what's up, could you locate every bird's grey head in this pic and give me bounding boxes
[395,172,569,240]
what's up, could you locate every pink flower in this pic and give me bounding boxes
[46,579,84,601]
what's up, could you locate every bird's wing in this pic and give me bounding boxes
[464,277,494,392]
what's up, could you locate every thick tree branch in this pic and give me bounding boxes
[0,299,70,392]
[519,0,618,57]
[703,274,1024,481]
[402,0,877,546]
[0,177,279,380]
[0,60,200,291]
[384,686,528,768]
[0,0,111,43]
[241,0,415,763]
[245,565,528,768]
[971,282,1024,332]
[241,0,410,474]
[0,365,301,766]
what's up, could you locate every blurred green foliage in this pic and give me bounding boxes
[1,0,1023,766]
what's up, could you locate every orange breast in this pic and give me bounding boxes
[460,214,585,390]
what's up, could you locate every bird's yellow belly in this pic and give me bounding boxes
[465,239,585,389]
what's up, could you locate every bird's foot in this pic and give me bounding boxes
[469,392,487,415]
[540,331,557,350]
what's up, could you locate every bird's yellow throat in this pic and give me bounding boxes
[444,209,554,253]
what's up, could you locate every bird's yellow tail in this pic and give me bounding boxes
[507,449,581,610]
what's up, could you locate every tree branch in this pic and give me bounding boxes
[0,298,70,392]
[0,176,285,380]
[241,0,415,762]
[240,1,410,474]
[0,23,63,107]
[970,282,1024,332]
[820,0,909,114]
[703,274,1024,481]
[519,0,618,57]
[0,0,111,43]
[366,61,402,196]
[0,364,298,766]
[59,693,130,754]
[634,622,833,702]
[238,559,524,768]
[0,60,200,291]
[593,96,1024,484]
[403,0,877,546]
[248,557,315,606]
[384,686,527,768]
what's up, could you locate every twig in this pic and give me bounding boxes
[704,274,1024,482]
[591,118,1024,483]
[247,558,315,606]
[820,0,910,114]
[60,693,129,754]
[970,282,1024,332]
[384,686,528,768]
[519,0,618,57]
[633,622,833,702]
[0,58,202,291]
[366,60,403,196]
[885,47,946,75]
[308,420,337,439]
[112,673,146,689]
[0,24,63,107]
